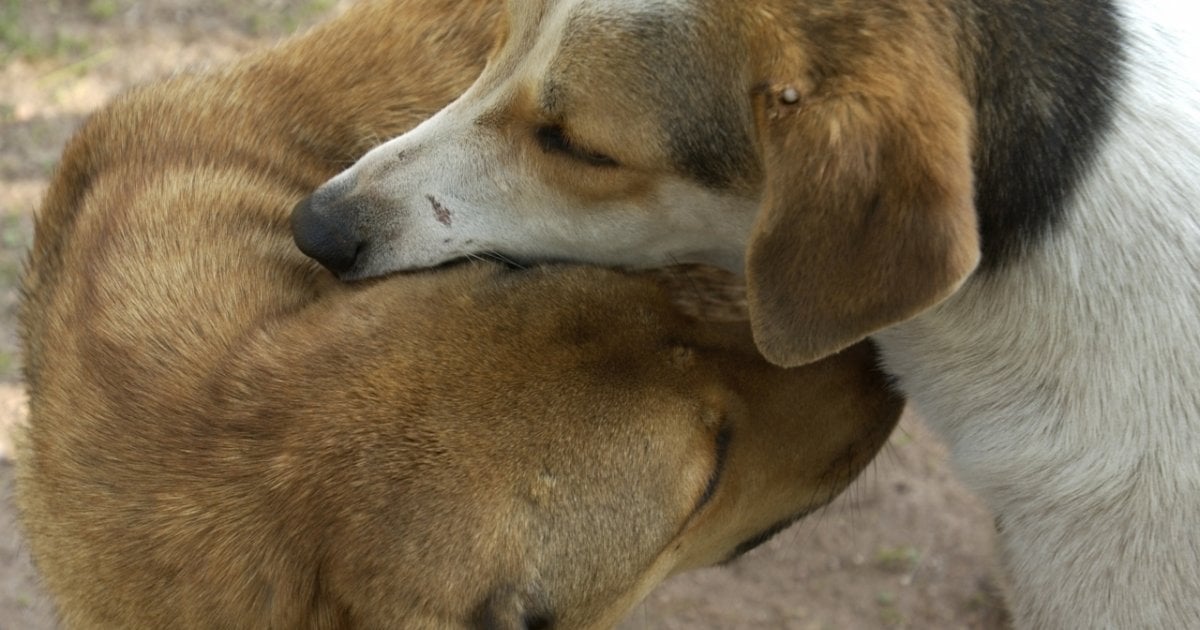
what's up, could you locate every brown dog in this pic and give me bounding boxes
[16,0,902,627]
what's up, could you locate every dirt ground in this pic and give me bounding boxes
[0,2,1011,628]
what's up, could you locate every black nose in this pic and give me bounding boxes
[291,194,364,276]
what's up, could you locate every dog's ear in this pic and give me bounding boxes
[745,80,980,367]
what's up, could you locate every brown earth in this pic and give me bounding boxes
[0,2,1011,628]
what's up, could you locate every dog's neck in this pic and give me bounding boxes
[952,0,1126,271]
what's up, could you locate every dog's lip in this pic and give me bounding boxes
[470,251,540,271]
[334,251,557,283]
[435,251,581,272]
[333,251,672,285]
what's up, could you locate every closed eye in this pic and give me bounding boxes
[534,125,619,167]
[701,425,731,507]
[689,423,732,521]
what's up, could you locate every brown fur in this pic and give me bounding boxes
[16,0,902,628]
[744,0,980,365]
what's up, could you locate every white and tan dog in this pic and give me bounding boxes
[294,0,1200,627]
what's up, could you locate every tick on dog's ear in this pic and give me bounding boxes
[745,79,980,367]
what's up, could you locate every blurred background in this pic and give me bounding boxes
[0,2,1009,628]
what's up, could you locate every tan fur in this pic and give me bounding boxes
[16,0,903,628]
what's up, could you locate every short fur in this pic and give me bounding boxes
[296,0,1200,626]
[15,0,905,628]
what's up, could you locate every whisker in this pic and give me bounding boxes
[483,251,528,270]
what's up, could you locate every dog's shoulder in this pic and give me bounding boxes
[959,0,1125,269]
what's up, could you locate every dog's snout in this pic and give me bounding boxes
[291,192,366,276]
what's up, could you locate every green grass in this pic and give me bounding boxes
[0,349,14,380]
[0,0,93,63]
[0,214,30,293]
[0,0,36,62]
[218,0,339,36]
[87,0,123,21]
[1,215,27,250]
[3,0,339,62]
[875,545,922,573]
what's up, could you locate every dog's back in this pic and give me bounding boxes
[18,1,500,626]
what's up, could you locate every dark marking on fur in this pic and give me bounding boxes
[722,511,810,564]
[627,12,756,189]
[427,194,452,226]
[694,423,732,515]
[539,80,567,118]
[472,585,554,630]
[552,8,756,189]
[962,0,1125,270]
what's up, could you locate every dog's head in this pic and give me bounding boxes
[292,0,980,366]
[278,263,903,627]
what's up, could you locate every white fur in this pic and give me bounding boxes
[876,1,1200,625]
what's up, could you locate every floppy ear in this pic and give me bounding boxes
[746,81,980,367]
